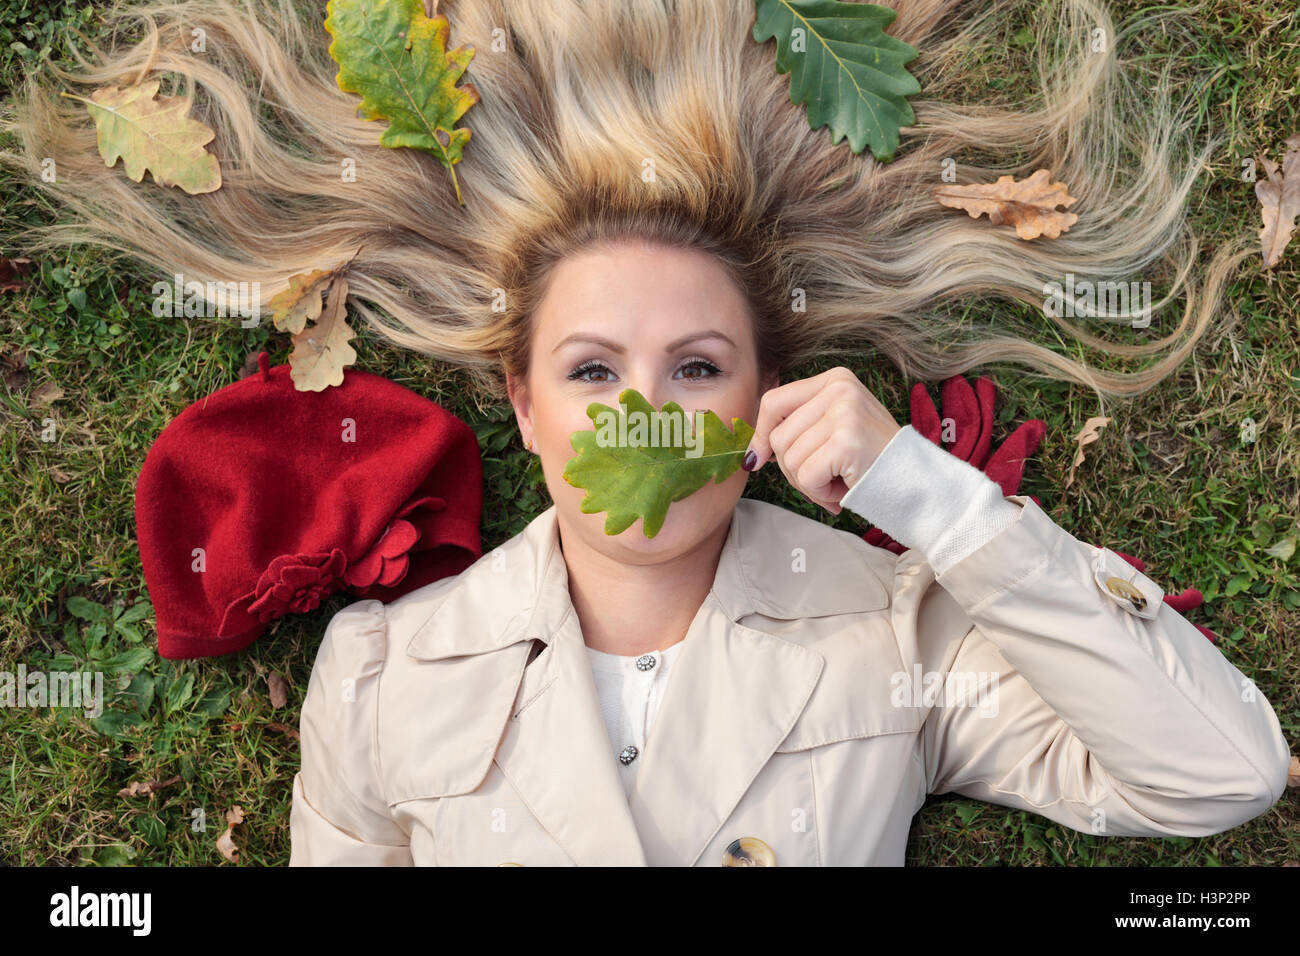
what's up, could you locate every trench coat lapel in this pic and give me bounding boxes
[492,597,651,866]
[486,507,648,866]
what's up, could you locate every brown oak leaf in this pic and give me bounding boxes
[1256,134,1300,269]
[288,273,357,391]
[216,805,245,862]
[932,168,1079,240]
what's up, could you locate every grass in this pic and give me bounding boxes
[0,0,1296,866]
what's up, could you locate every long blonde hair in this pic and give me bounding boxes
[1,0,1251,401]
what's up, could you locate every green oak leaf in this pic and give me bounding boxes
[324,0,479,205]
[753,0,922,162]
[563,388,756,538]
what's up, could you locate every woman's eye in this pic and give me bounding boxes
[567,360,615,383]
[675,358,722,380]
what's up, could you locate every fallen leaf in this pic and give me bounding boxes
[267,671,288,709]
[325,0,479,205]
[31,382,64,405]
[932,169,1079,240]
[265,722,300,740]
[1288,755,1300,788]
[61,79,222,195]
[753,0,922,163]
[1256,134,1300,269]
[216,805,244,862]
[117,775,182,798]
[238,352,262,379]
[1265,536,1296,562]
[289,274,357,391]
[50,466,72,484]
[266,268,334,335]
[1064,415,1110,489]
[1,346,29,389]
[0,256,32,293]
[562,387,755,538]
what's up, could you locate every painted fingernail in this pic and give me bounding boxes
[741,448,757,471]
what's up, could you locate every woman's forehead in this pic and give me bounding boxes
[533,243,753,344]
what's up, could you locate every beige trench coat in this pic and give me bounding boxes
[289,495,1292,866]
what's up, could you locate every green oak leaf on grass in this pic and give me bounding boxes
[753,0,922,163]
[563,388,756,538]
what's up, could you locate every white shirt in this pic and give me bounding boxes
[582,424,1022,796]
[585,641,685,796]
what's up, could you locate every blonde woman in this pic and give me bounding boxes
[5,0,1290,865]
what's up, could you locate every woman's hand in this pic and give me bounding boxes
[742,367,901,514]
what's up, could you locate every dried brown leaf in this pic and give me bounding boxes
[237,351,263,379]
[1256,134,1300,269]
[216,805,245,862]
[0,257,32,293]
[1287,755,1300,789]
[289,274,357,391]
[31,382,64,405]
[117,774,182,798]
[2,346,29,390]
[1065,415,1110,490]
[932,168,1078,240]
[264,722,300,740]
[268,671,288,709]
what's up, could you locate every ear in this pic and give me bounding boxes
[505,370,534,447]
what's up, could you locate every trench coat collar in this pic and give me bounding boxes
[405,498,890,661]
[403,499,891,865]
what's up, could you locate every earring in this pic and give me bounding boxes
[526,438,534,452]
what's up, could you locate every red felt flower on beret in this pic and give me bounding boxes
[343,495,445,590]
[248,548,349,622]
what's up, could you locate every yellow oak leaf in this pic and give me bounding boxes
[266,268,334,335]
[63,79,221,194]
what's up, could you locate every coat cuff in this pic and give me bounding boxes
[838,424,1023,574]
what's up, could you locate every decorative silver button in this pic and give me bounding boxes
[619,745,639,765]
[635,653,656,672]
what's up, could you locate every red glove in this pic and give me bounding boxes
[861,374,1216,643]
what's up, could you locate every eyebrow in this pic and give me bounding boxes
[551,330,737,354]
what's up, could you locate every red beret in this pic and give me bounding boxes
[135,352,483,659]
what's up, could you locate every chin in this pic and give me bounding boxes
[560,479,743,564]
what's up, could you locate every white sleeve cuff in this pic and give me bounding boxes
[839,424,1023,574]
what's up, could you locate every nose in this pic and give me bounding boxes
[622,379,664,411]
